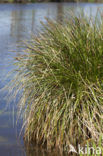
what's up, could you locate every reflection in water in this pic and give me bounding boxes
[57,4,64,22]
[0,136,8,143]
[31,10,35,32]
[11,10,24,39]
[0,3,103,156]
[24,143,64,156]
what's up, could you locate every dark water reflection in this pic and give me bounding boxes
[0,3,103,156]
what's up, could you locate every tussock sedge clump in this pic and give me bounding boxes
[10,13,103,153]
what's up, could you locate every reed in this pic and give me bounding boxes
[10,12,103,154]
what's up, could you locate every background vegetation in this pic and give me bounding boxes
[0,0,103,3]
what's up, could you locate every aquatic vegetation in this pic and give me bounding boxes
[10,12,103,154]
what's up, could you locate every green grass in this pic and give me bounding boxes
[9,12,103,154]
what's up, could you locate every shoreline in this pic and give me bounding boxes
[0,1,103,3]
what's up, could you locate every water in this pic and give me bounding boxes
[0,3,103,156]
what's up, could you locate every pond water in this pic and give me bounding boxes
[0,2,103,156]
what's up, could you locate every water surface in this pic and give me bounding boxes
[0,3,103,156]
